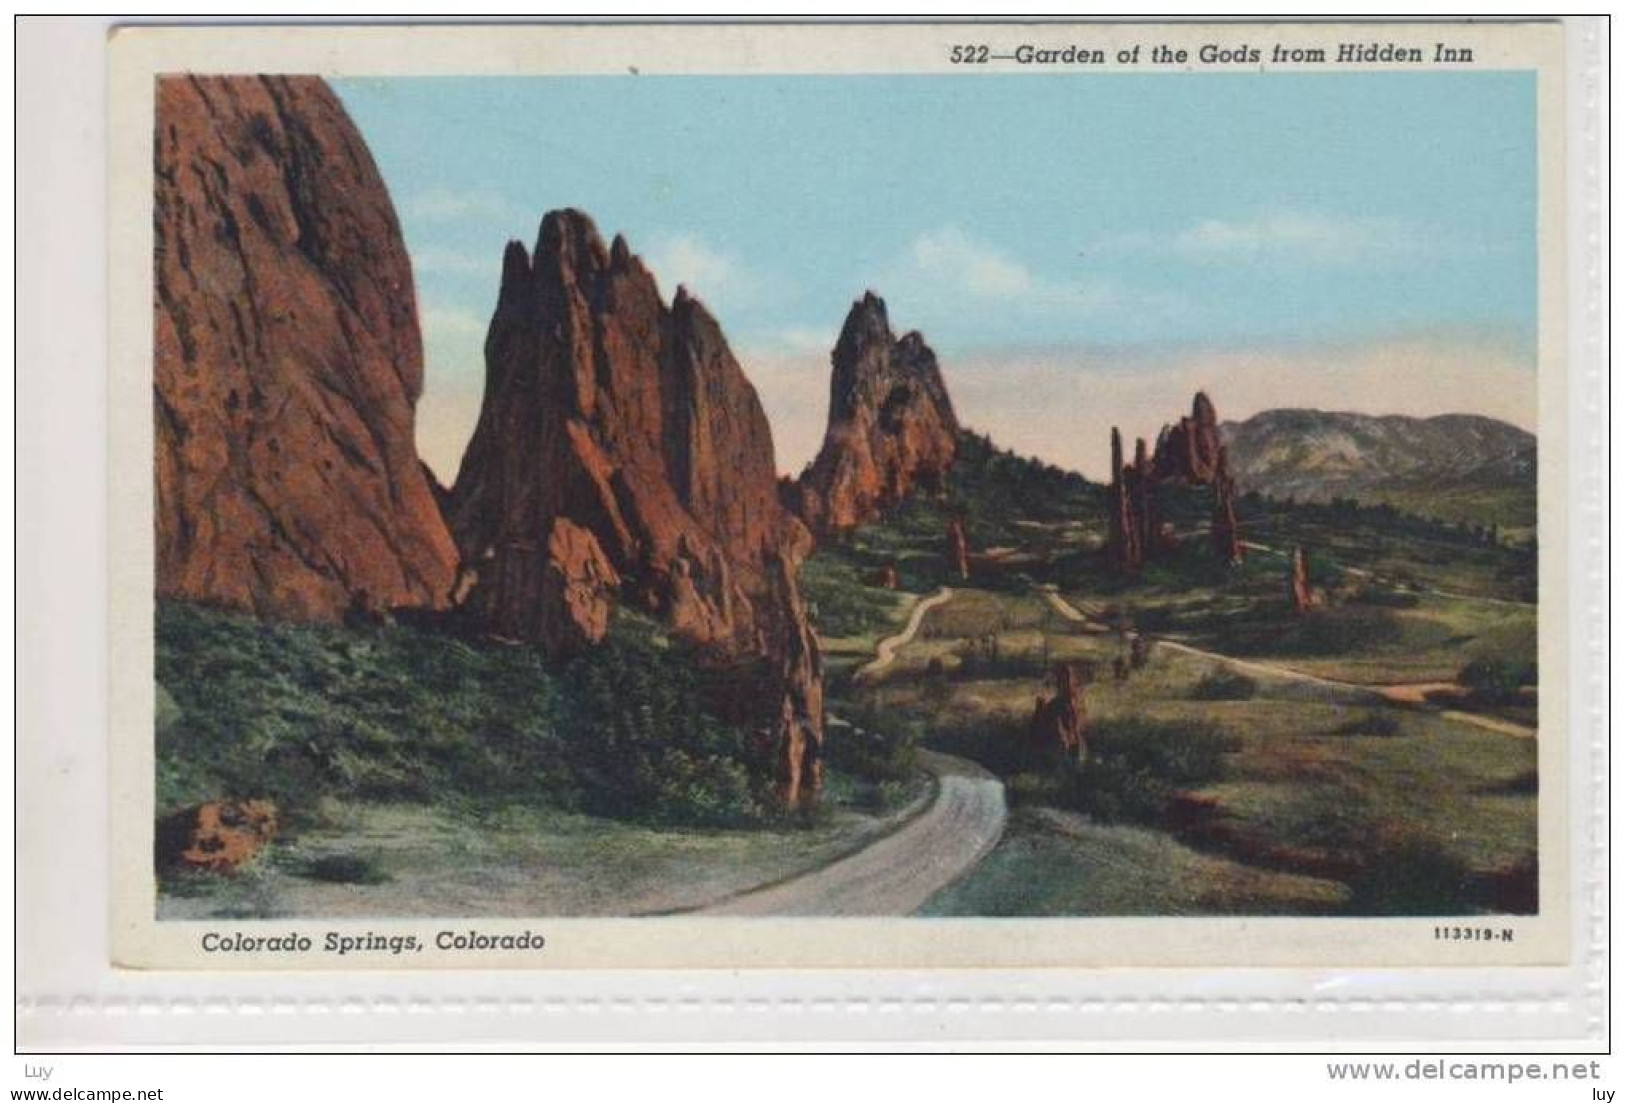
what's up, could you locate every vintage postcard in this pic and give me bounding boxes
[107,21,1577,971]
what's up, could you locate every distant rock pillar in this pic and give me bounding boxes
[1211,451,1244,567]
[947,517,970,581]
[1027,662,1089,763]
[1107,427,1146,573]
[1290,544,1319,612]
[1133,437,1156,564]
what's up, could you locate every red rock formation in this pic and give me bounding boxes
[786,292,959,534]
[1213,470,1244,566]
[446,210,825,804]
[1107,428,1137,571]
[1027,663,1089,762]
[458,518,621,653]
[1107,429,1153,572]
[1152,391,1226,484]
[154,76,458,621]
[762,549,826,808]
[1133,436,1157,562]
[1106,392,1245,572]
[155,799,278,874]
[947,517,970,581]
[1290,545,1322,612]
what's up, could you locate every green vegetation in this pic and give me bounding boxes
[156,600,932,917]
[1457,657,1537,703]
[295,852,391,885]
[1066,718,1239,825]
[1344,835,1474,915]
[1190,668,1259,701]
[803,430,1105,616]
[824,711,920,788]
[834,534,1537,916]
[1334,711,1403,737]
[1240,494,1538,602]
[945,430,1100,539]
[159,600,824,831]
[157,412,1543,920]
[800,553,908,642]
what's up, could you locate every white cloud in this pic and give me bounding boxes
[643,233,786,315]
[647,235,733,293]
[899,227,1122,314]
[1093,210,1418,265]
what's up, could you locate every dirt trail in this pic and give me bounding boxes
[1039,589,1536,739]
[694,749,1007,916]
[856,586,954,681]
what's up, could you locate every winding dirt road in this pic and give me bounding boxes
[695,749,1007,916]
[1039,588,1535,738]
[856,586,954,681]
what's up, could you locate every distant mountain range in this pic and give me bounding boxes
[1220,409,1536,529]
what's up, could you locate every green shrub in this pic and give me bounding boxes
[1457,658,1535,704]
[825,706,919,784]
[156,600,772,831]
[1004,771,1063,808]
[1346,835,1474,916]
[1069,718,1240,825]
[1349,587,1421,609]
[297,853,391,885]
[1335,711,1403,737]
[800,556,901,638]
[556,637,769,827]
[1207,606,1405,658]
[953,639,1051,681]
[1191,668,1259,700]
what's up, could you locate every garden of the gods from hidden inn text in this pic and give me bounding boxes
[152,73,1541,922]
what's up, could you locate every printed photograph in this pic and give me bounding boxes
[152,71,1539,921]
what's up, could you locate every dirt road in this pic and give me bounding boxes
[1039,588,1536,738]
[694,749,1007,916]
[855,586,954,681]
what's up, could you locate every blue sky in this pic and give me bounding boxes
[334,73,1538,479]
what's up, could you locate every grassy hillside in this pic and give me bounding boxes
[157,601,780,828]
[851,583,1536,917]
[806,427,1538,917]
[801,429,1105,645]
[156,600,930,916]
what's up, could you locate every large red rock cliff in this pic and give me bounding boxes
[154,76,458,621]
[445,210,825,805]
[786,292,960,534]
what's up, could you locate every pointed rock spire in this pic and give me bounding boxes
[788,291,960,535]
[446,208,825,806]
